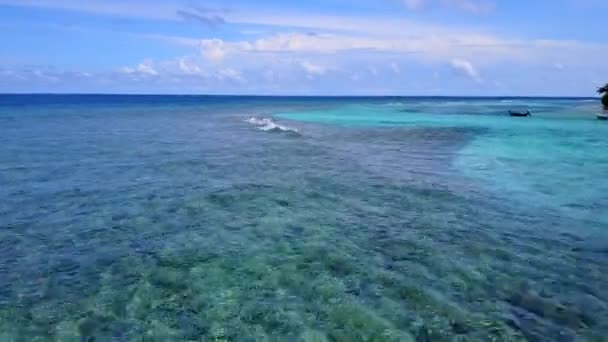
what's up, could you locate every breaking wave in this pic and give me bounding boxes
[246,117,299,134]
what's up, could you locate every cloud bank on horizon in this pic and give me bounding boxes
[0,0,606,96]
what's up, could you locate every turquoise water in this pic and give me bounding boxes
[277,99,608,231]
[1,95,607,341]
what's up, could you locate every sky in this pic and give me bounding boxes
[0,0,606,96]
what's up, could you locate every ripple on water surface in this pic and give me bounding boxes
[0,96,607,341]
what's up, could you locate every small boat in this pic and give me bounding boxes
[509,110,531,117]
[597,113,608,120]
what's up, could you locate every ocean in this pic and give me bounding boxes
[0,95,606,341]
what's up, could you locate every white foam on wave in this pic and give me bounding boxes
[246,117,299,133]
[380,102,405,107]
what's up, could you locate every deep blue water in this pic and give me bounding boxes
[0,95,607,341]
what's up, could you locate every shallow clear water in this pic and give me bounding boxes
[1,95,607,341]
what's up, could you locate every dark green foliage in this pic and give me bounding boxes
[596,84,608,108]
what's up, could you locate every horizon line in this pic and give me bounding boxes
[0,93,600,99]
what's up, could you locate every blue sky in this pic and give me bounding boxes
[0,0,606,95]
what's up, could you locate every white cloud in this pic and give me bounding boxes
[3,0,607,96]
[122,60,158,76]
[200,39,229,61]
[299,61,327,76]
[137,61,158,75]
[449,59,481,82]
[32,70,59,82]
[120,58,247,83]
[1,69,27,80]
[195,32,515,64]
[6,0,607,69]
[189,30,608,88]
[216,68,245,82]
[178,58,202,74]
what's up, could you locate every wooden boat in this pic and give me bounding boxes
[509,110,531,117]
[597,113,608,120]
